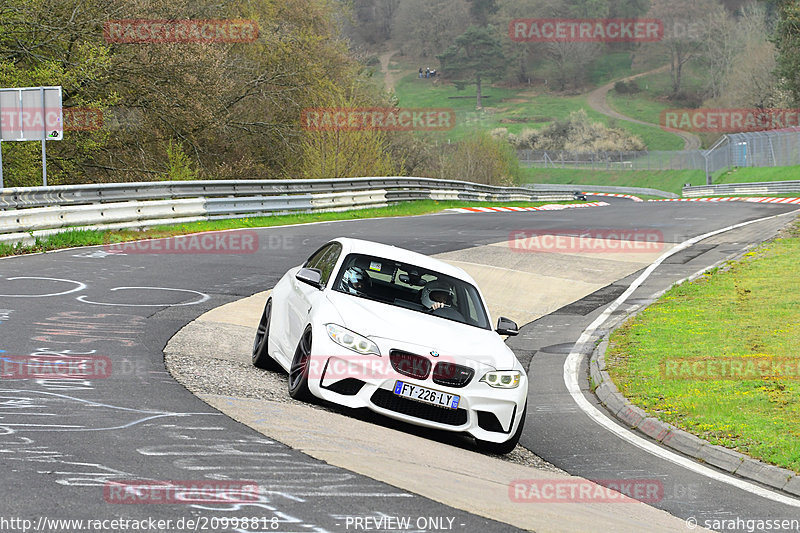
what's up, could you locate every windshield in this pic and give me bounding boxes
[332,253,491,330]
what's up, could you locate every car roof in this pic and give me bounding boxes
[332,237,477,285]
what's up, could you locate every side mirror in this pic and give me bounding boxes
[496,317,519,336]
[296,268,323,289]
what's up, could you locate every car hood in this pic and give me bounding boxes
[326,291,518,370]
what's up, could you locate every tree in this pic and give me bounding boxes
[467,0,498,26]
[702,2,773,102]
[546,40,601,90]
[437,26,509,109]
[0,0,117,186]
[704,3,785,109]
[391,0,471,58]
[713,41,783,109]
[0,0,393,184]
[440,131,521,186]
[775,0,800,105]
[700,2,739,100]
[348,0,401,44]
[645,0,720,96]
[607,0,650,17]
[491,0,549,84]
[299,95,401,179]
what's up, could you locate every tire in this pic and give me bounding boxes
[288,327,313,401]
[475,402,526,455]
[252,298,279,370]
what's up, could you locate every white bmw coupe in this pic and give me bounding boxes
[252,237,528,454]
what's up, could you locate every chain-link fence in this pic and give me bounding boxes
[517,149,706,171]
[704,128,800,177]
[518,127,800,182]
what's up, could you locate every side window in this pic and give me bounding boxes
[304,244,330,270]
[465,289,479,325]
[315,243,342,286]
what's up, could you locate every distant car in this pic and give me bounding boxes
[573,191,587,201]
[252,237,528,454]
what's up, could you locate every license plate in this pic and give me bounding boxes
[393,381,460,410]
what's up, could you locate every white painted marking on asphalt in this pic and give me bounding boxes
[71,250,121,258]
[564,210,800,507]
[0,277,86,298]
[76,287,210,307]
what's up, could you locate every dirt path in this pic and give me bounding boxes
[379,49,401,91]
[586,65,701,150]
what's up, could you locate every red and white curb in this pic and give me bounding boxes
[649,197,800,204]
[584,192,644,202]
[447,201,609,214]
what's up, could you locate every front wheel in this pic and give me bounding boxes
[475,403,526,455]
[252,298,279,370]
[288,328,313,401]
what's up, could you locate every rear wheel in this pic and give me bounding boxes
[288,328,313,401]
[252,298,279,370]
[475,403,526,455]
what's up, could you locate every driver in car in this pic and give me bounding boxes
[340,266,371,296]
[420,280,455,310]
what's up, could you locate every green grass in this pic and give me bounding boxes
[624,64,708,99]
[393,72,685,150]
[588,52,635,85]
[607,91,673,126]
[604,64,709,150]
[0,199,577,258]
[521,167,706,194]
[521,164,800,195]
[606,222,800,473]
[713,166,800,184]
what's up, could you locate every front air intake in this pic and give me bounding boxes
[432,362,474,388]
[389,350,431,380]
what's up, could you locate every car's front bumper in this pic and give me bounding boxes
[306,333,528,444]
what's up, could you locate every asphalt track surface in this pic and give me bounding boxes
[0,197,798,532]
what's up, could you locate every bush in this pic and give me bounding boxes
[671,90,703,108]
[614,80,640,94]
[439,131,521,186]
[165,140,198,181]
[490,110,645,153]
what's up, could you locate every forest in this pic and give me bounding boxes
[1,0,798,186]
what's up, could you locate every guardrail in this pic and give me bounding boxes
[0,177,574,244]
[0,177,568,209]
[682,180,800,197]
[525,183,678,199]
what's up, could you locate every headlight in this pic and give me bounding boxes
[480,371,521,389]
[325,324,380,356]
